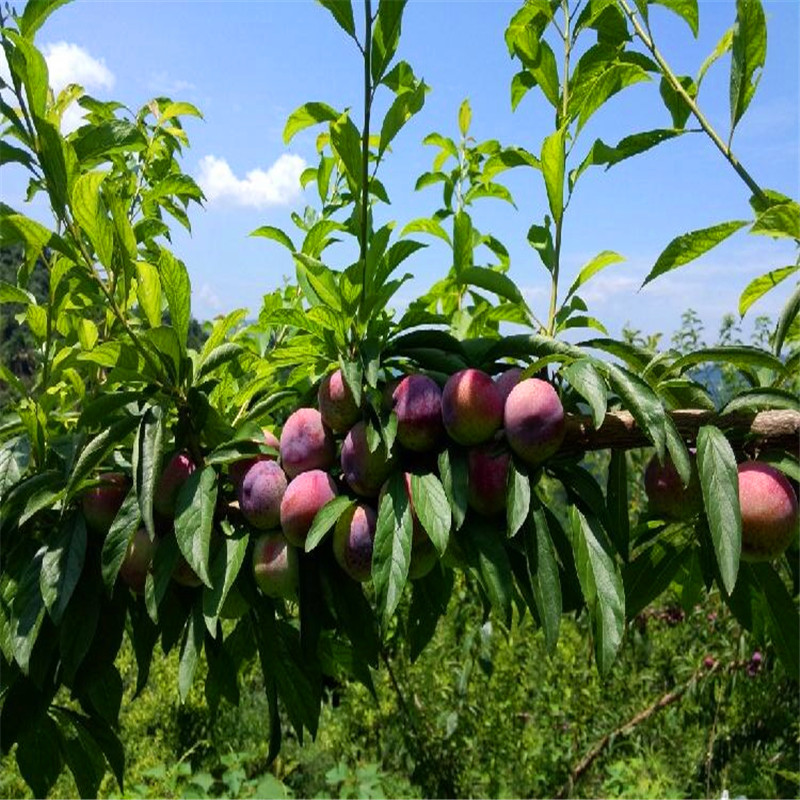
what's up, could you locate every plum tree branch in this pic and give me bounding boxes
[560,409,800,456]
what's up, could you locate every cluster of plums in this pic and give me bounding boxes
[80,366,568,599]
[81,364,798,602]
[644,453,798,562]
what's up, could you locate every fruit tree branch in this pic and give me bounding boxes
[560,409,800,456]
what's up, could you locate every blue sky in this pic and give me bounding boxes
[2,0,798,342]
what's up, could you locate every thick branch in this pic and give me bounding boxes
[561,409,800,456]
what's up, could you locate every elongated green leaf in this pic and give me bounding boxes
[250,225,296,251]
[739,265,798,316]
[101,489,141,594]
[722,387,800,414]
[317,0,356,39]
[605,363,666,461]
[0,281,36,306]
[526,497,561,652]
[460,518,513,624]
[283,101,339,143]
[506,460,530,539]
[159,250,191,353]
[40,515,86,625]
[175,467,217,588]
[305,497,355,553]
[203,530,249,632]
[642,220,748,287]
[654,0,699,36]
[179,602,204,701]
[749,562,800,676]
[71,171,115,269]
[569,507,625,675]
[563,358,607,429]
[459,266,523,304]
[294,252,342,311]
[438,449,468,531]
[135,261,162,328]
[606,449,629,562]
[623,536,689,618]
[132,405,165,540]
[730,0,767,134]
[409,474,451,555]
[774,281,800,356]
[566,251,625,300]
[18,0,72,38]
[401,218,451,245]
[668,345,786,378]
[453,210,473,275]
[751,202,800,240]
[541,126,566,225]
[330,114,363,190]
[697,425,741,594]
[379,80,426,158]
[372,473,413,626]
[371,0,407,82]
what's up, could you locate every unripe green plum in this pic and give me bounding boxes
[332,503,377,582]
[153,452,197,517]
[172,555,203,588]
[252,532,299,600]
[280,469,338,547]
[738,462,798,562]
[467,444,511,516]
[318,369,360,434]
[504,378,565,464]
[391,374,444,453]
[409,536,437,580]
[237,459,288,530]
[280,408,335,479]
[119,527,157,594]
[644,454,701,519]
[442,369,504,446]
[82,472,130,534]
[341,420,394,497]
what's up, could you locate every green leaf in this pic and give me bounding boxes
[409,473,451,555]
[460,517,513,624]
[71,171,115,269]
[751,202,800,240]
[0,281,36,305]
[653,0,699,36]
[659,75,696,129]
[250,225,296,251]
[135,262,162,328]
[16,715,62,799]
[566,251,625,300]
[506,460,530,539]
[203,530,248,632]
[438,449,468,531]
[526,497,561,652]
[294,252,342,311]
[569,507,625,675]
[317,0,356,39]
[667,345,787,378]
[40,515,86,625]
[452,210,473,275]
[175,466,217,588]
[730,0,767,134]
[739,265,798,316]
[330,113,363,190]
[132,405,165,540]
[459,266,523,304]
[563,359,607,430]
[541,126,566,225]
[605,363,666,461]
[721,387,800,414]
[623,534,689,617]
[371,0,407,82]
[159,250,191,353]
[59,712,107,799]
[305,497,355,553]
[18,0,72,38]
[408,567,454,662]
[372,472,413,627]
[642,220,749,287]
[697,425,741,595]
[749,562,800,676]
[179,602,204,701]
[72,119,146,163]
[101,489,141,594]
[774,282,800,356]
[283,101,339,143]
[379,80,426,158]
[697,27,734,86]
[606,449,629,562]
[458,98,471,136]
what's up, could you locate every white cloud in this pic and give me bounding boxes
[42,42,115,94]
[148,71,196,94]
[197,153,306,209]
